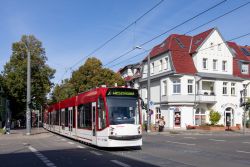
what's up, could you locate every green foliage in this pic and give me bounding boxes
[0,128,4,134]
[209,109,221,125]
[50,57,124,103]
[1,35,55,118]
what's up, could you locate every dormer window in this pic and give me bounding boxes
[241,63,249,74]
[194,38,203,45]
[174,38,185,48]
[160,42,166,48]
[241,47,250,56]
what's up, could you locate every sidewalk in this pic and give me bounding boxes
[0,127,50,139]
[144,128,250,136]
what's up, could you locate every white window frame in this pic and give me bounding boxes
[210,42,214,50]
[231,83,236,96]
[173,79,181,94]
[223,82,228,95]
[187,79,194,94]
[203,58,208,69]
[164,57,169,70]
[159,59,163,72]
[218,43,222,51]
[241,64,249,74]
[156,107,161,120]
[151,62,154,74]
[213,59,218,71]
[162,80,167,96]
[222,61,227,72]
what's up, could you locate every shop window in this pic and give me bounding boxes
[156,107,161,120]
[195,108,206,125]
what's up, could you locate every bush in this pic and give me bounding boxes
[0,128,4,134]
[209,110,221,125]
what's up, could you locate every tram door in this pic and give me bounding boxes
[92,102,97,144]
[69,107,73,135]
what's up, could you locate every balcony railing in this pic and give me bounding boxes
[161,92,216,103]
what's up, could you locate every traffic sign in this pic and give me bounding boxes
[149,100,154,110]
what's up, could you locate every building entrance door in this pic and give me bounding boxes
[224,107,234,127]
[174,111,181,127]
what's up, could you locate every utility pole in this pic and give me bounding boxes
[25,39,31,135]
[135,46,151,132]
[147,51,151,132]
[241,82,250,135]
[243,84,247,135]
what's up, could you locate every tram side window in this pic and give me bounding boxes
[61,109,65,129]
[55,110,59,125]
[77,103,92,129]
[65,108,68,127]
[73,107,76,128]
[52,112,56,125]
[98,97,107,129]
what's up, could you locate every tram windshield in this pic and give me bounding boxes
[107,97,139,125]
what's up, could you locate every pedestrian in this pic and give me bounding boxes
[155,118,159,131]
[159,116,165,132]
[6,119,11,134]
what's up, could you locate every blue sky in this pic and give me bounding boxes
[0,0,250,85]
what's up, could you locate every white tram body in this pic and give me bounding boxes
[44,87,142,147]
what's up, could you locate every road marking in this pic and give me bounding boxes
[28,146,57,167]
[111,160,131,167]
[209,139,226,142]
[237,150,250,154]
[243,142,250,144]
[67,142,74,145]
[165,140,195,146]
[90,150,102,156]
[61,139,66,141]
[77,145,85,149]
[184,137,196,139]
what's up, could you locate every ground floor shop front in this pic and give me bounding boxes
[143,103,244,130]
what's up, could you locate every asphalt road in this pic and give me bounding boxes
[0,129,250,167]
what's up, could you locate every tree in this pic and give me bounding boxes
[209,109,221,125]
[51,57,124,102]
[2,35,55,119]
[50,79,75,103]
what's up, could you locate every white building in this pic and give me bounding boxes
[121,28,250,129]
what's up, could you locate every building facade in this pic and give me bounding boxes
[121,28,250,129]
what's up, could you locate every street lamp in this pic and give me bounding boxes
[135,46,151,132]
[24,39,31,135]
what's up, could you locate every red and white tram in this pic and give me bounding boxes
[44,87,142,147]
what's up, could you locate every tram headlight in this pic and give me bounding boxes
[138,125,142,134]
[110,127,115,135]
